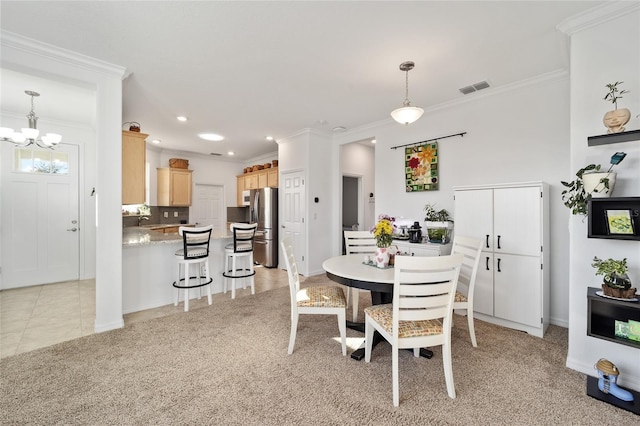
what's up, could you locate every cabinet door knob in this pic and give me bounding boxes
[497,235,501,249]
[485,256,490,270]
[485,234,490,248]
[497,258,501,272]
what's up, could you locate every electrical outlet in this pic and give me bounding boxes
[163,212,168,218]
[173,212,178,217]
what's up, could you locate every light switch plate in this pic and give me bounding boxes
[174,212,178,217]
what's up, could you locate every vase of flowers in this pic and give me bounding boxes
[371,214,395,268]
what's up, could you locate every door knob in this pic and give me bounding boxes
[67,228,78,232]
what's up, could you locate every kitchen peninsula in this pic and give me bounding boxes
[122,226,231,314]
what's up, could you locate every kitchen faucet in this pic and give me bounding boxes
[138,216,150,227]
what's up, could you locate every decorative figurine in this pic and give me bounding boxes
[595,358,634,402]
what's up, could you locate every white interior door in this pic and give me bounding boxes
[191,183,224,236]
[281,170,306,273]
[1,143,79,289]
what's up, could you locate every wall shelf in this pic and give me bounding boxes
[588,129,640,146]
[587,287,640,350]
[588,197,640,240]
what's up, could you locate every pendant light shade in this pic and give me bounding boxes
[390,61,424,125]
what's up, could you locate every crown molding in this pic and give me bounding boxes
[557,1,640,36]
[1,30,127,78]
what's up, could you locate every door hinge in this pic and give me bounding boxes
[541,317,543,324]
[302,217,305,223]
[541,263,543,270]
[302,255,305,261]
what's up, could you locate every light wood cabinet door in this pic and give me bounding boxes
[236,176,245,206]
[245,174,258,190]
[157,168,192,206]
[122,131,147,205]
[258,171,268,188]
[267,169,278,187]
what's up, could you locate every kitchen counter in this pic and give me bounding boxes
[122,226,232,314]
[123,225,231,246]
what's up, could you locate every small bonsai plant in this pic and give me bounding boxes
[603,82,631,133]
[592,256,636,299]
[561,152,626,216]
[424,204,453,243]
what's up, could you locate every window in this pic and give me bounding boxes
[13,148,69,174]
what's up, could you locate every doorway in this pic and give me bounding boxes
[281,170,306,274]
[342,175,362,231]
[191,183,225,236]
[1,143,80,289]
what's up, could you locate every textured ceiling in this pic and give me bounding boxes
[0,1,604,160]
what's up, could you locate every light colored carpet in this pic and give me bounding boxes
[1,275,637,425]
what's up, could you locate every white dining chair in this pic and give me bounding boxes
[281,237,347,355]
[450,235,484,347]
[364,254,463,406]
[344,230,377,321]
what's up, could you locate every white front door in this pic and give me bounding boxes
[281,170,306,274]
[191,183,225,236]
[1,143,80,289]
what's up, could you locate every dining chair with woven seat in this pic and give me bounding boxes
[364,253,463,406]
[281,236,347,355]
[450,235,483,347]
[343,230,377,322]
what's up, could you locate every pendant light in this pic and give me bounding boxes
[390,61,424,125]
[0,90,62,149]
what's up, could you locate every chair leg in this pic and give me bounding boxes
[205,260,212,306]
[467,309,477,347]
[184,263,190,312]
[392,346,400,407]
[337,310,347,356]
[288,314,298,355]
[223,255,229,294]
[364,315,374,363]
[174,263,181,307]
[442,341,456,399]
[249,252,255,295]
[352,288,359,322]
[231,255,237,299]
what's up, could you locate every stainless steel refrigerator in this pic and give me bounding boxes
[249,187,278,267]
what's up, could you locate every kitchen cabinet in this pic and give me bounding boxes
[453,182,549,337]
[394,241,451,257]
[122,130,147,205]
[157,168,193,206]
[236,167,278,206]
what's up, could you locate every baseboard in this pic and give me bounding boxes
[94,318,124,333]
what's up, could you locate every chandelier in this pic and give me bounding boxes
[390,61,424,125]
[0,90,62,149]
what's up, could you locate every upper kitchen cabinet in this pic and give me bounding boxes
[157,167,193,206]
[122,130,148,205]
[236,167,278,206]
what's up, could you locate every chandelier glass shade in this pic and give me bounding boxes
[390,61,424,125]
[0,91,62,149]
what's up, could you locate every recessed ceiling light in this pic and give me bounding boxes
[151,139,161,144]
[266,136,274,141]
[198,133,224,141]
[177,116,188,122]
[371,139,376,144]
[228,151,235,156]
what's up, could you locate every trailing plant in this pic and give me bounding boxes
[560,152,626,216]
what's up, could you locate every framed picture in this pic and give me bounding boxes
[605,209,635,235]
[405,142,439,192]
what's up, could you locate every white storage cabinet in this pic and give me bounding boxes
[453,182,549,337]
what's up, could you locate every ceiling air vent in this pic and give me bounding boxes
[459,80,491,95]
[209,152,222,156]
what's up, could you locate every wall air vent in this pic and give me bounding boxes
[459,80,491,95]
[209,152,222,156]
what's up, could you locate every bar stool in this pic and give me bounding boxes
[173,225,213,312]
[223,223,257,299]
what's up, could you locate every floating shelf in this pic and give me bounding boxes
[588,197,640,241]
[588,129,640,146]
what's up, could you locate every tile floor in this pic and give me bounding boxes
[0,266,291,359]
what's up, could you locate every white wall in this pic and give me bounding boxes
[334,73,572,327]
[563,6,640,390]
[146,148,243,208]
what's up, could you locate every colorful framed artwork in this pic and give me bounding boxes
[605,209,634,235]
[405,142,438,192]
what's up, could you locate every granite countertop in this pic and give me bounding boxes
[123,226,231,247]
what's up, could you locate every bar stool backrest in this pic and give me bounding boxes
[230,223,257,253]
[178,225,213,260]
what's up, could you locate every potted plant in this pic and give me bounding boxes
[561,152,626,216]
[371,214,395,268]
[423,204,453,243]
[591,256,636,299]
[603,81,631,134]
